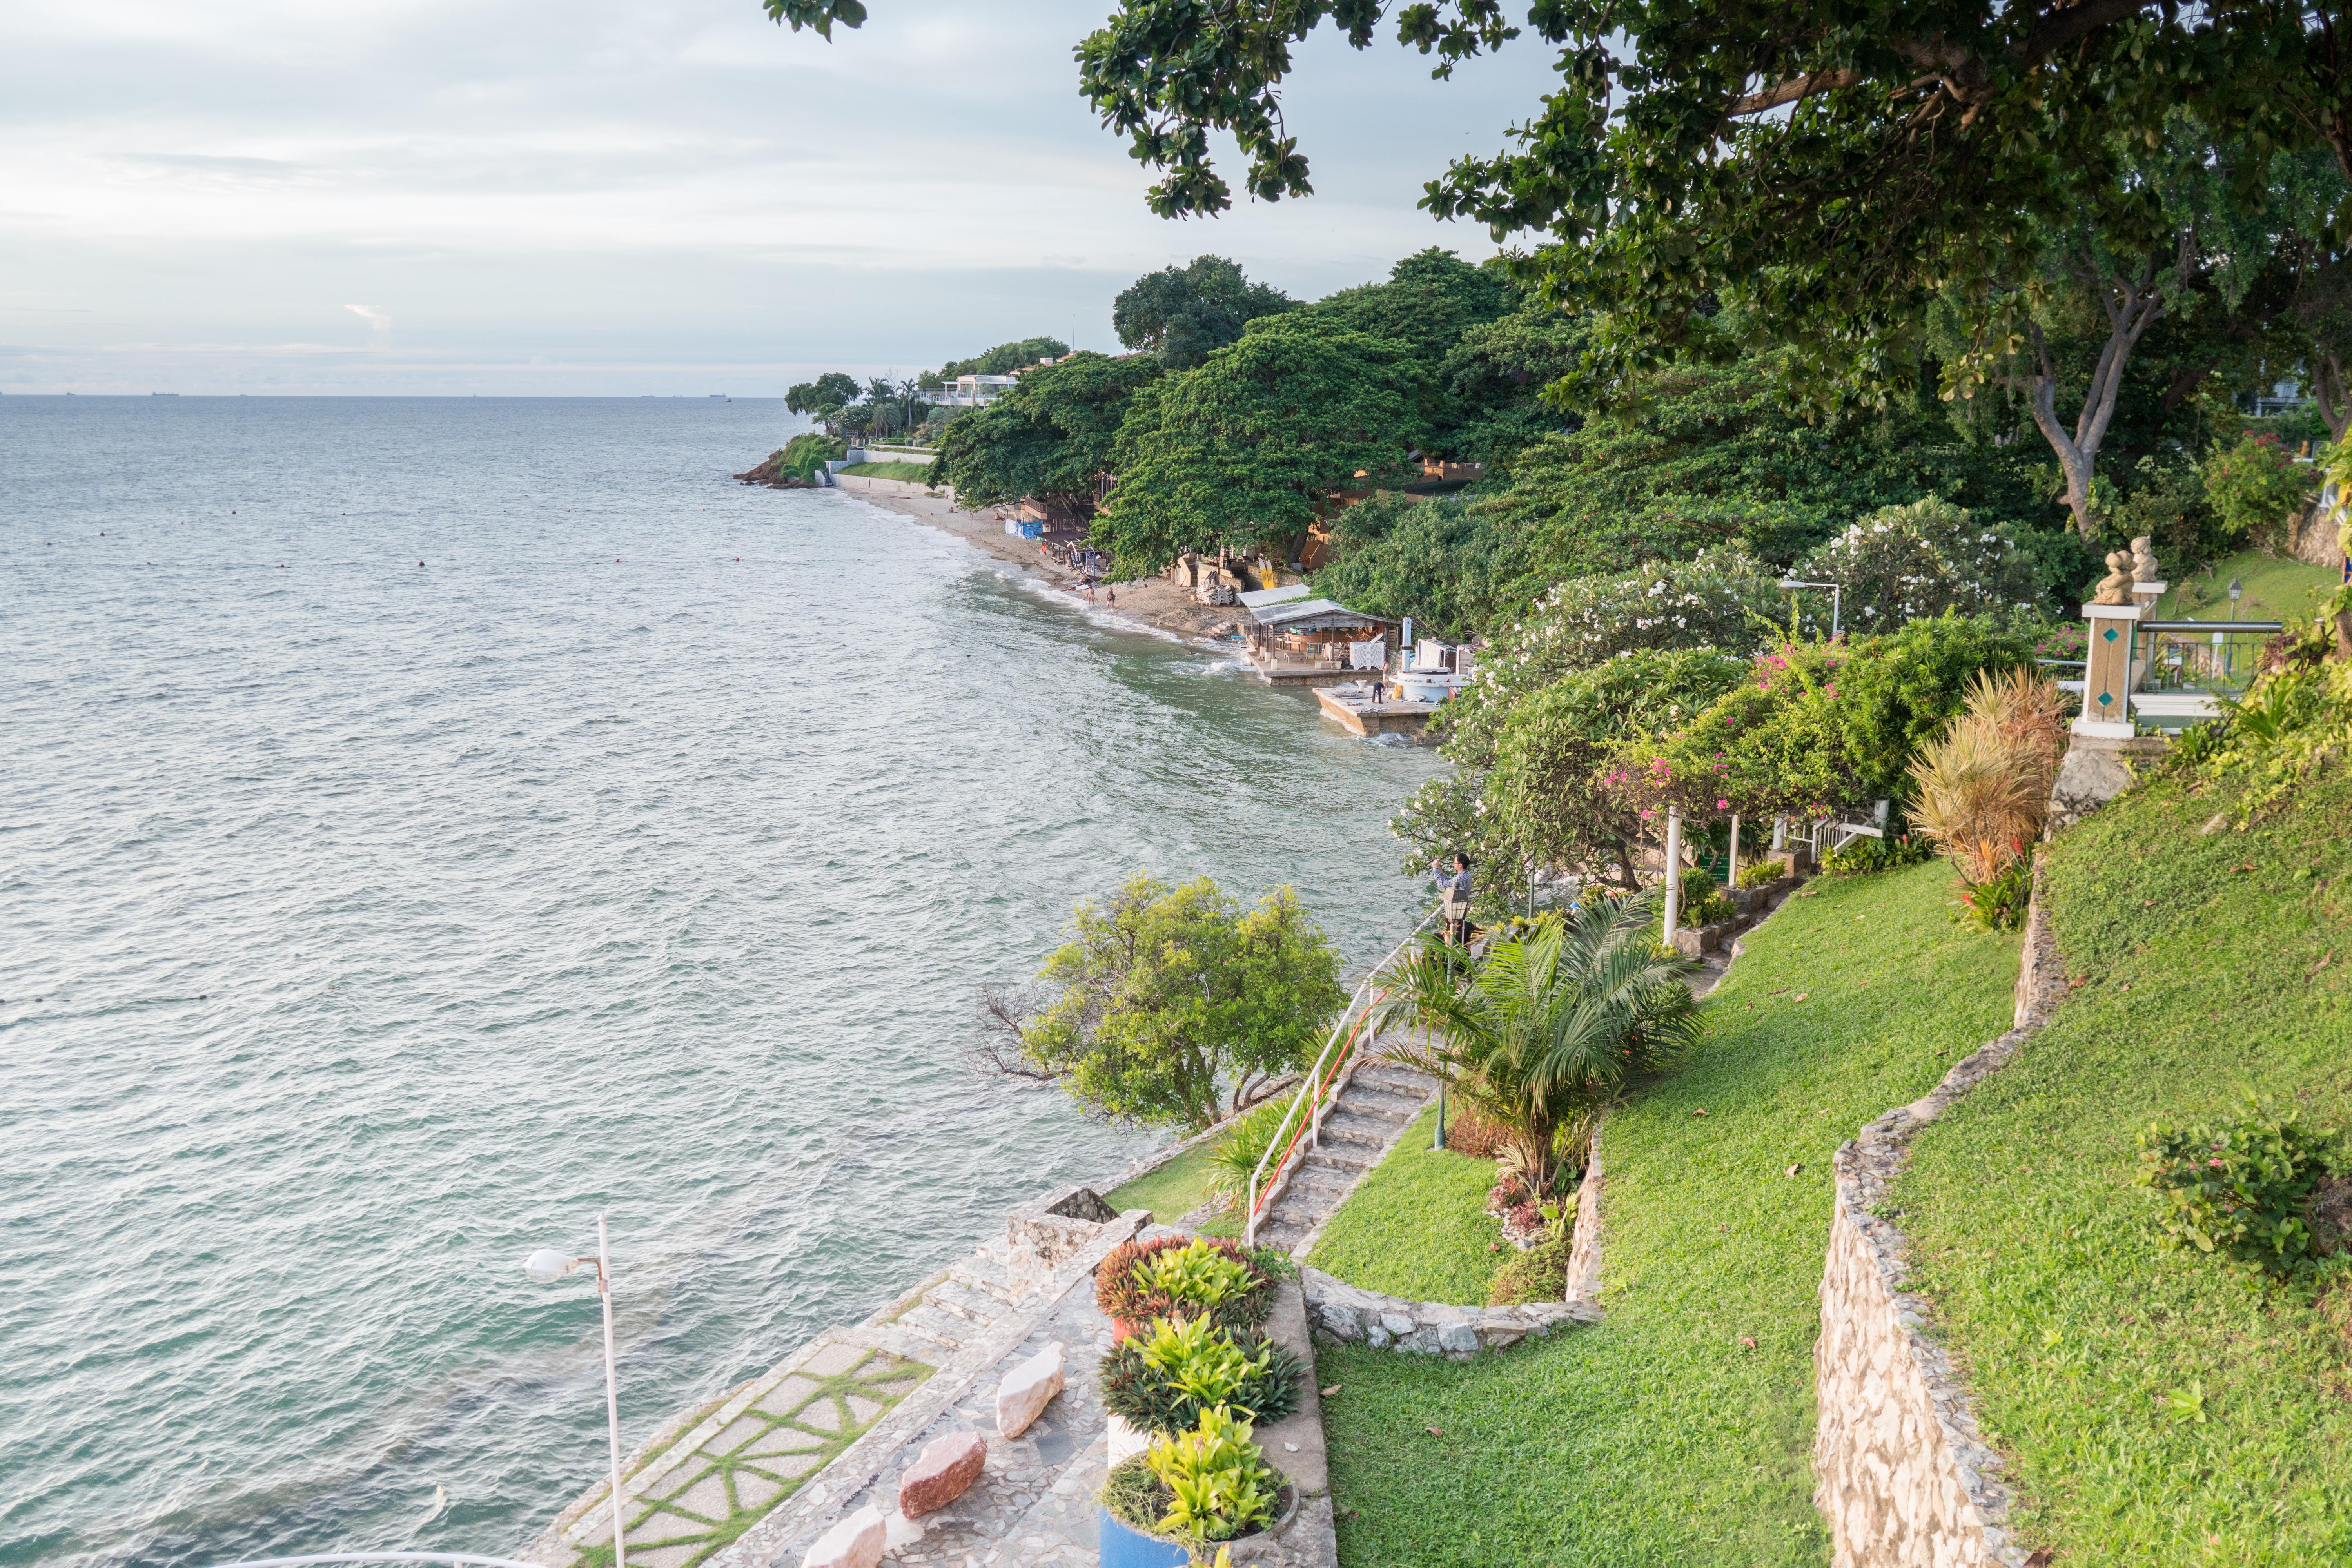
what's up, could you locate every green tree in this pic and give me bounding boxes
[1791,497,2047,637]
[938,336,1071,379]
[1368,896,1703,1185]
[1608,616,2041,824]
[1308,494,1505,641]
[934,351,1165,512]
[1114,255,1298,368]
[1094,313,1428,573]
[989,873,1345,1132]
[786,371,861,417]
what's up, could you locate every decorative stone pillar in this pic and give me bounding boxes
[2074,600,2145,740]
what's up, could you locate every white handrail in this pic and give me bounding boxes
[1245,906,1440,1247]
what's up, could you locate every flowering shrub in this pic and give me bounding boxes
[1606,616,2041,823]
[1791,496,2044,636]
[1955,858,2031,931]
[1438,549,1782,768]
[2137,1095,2347,1278]
[2203,432,2317,552]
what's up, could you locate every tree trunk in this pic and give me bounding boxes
[2022,256,2172,539]
[2314,352,2352,445]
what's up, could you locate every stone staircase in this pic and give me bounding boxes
[1250,1053,1439,1257]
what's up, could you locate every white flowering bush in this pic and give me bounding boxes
[1792,496,2043,636]
[1441,548,1781,766]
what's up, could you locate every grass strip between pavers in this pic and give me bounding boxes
[1306,1104,1506,1306]
[1894,766,2352,1563]
[1316,862,2018,1567]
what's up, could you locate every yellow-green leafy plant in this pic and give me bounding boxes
[1908,668,2066,908]
[1099,1314,1303,1433]
[1145,1407,1282,1543]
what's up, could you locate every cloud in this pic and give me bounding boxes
[2,0,1568,392]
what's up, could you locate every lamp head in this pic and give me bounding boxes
[524,1248,575,1284]
[2229,578,2243,601]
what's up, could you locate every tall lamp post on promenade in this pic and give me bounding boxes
[1777,578,1843,641]
[524,1218,627,1568]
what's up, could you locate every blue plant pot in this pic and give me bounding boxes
[1097,1507,1192,1568]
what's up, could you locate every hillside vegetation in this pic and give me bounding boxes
[1316,863,2018,1566]
[1897,766,2352,1563]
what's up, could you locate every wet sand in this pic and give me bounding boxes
[837,488,1250,646]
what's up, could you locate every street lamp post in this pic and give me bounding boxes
[525,1218,626,1568]
[1777,578,1842,640]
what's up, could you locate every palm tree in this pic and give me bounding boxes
[1366,891,1702,1186]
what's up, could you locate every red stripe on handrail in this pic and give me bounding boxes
[1250,1006,1373,1219]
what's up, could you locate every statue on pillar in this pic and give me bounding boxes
[2130,535,2160,584]
[2092,550,2136,606]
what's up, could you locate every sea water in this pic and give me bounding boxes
[0,397,1442,1566]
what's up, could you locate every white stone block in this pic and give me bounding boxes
[801,1504,885,1568]
[994,1341,1065,1439]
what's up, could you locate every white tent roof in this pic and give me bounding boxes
[1236,582,1314,610]
[1251,597,1387,630]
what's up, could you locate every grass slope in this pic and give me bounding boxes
[1104,1146,1220,1224]
[2151,546,2337,624]
[838,461,936,481]
[1895,767,2352,1563]
[1307,1105,1504,1305]
[1317,863,2018,1567]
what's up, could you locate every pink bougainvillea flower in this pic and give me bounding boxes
[1717,799,1729,809]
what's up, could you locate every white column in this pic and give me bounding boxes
[1727,814,1740,890]
[1661,807,1682,944]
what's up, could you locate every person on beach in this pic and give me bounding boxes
[1106,583,1116,606]
[1431,852,1472,945]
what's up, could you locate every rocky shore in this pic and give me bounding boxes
[731,452,822,488]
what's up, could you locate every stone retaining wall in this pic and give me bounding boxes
[1811,875,2069,1568]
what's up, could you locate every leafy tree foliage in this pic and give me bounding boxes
[1114,255,1298,368]
[1393,649,1748,897]
[1609,617,2041,824]
[1095,314,1428,572]
[933,352,1165,512]
[1791,497,2047,637]
[936,336,1071,380]
[1001,873,1344,1132]
[1308,494,1506,642]
[1437,549,1786,773]
[786,371,861,417]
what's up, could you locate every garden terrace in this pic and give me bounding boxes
[1891,764,2352,1562]
[1311,862,2019,1565]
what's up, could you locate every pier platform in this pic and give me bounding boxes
[1315,683,1439,741]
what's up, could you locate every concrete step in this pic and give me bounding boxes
[922,1279,1008,1326]
[1256,1219,1315,1255]
[1321,1110,1407,1149]
[889,1303,974,1352]
[1285,1165,1356,1200]
[1294,1139,1376,1172]
[946,1252,1028,1306]
[1341,1085,1434,1119]
[1354,1061,1439,1094]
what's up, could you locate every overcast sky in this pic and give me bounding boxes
[2,0,1566,395]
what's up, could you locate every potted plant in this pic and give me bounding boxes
[1094,1236,1277,1343]
[1098,1407,1291,1568]
[1099,1314,1304,1439]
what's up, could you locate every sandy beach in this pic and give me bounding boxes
[837,486,1251,646]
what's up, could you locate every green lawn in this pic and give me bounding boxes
[1317,862,2019,1566]
[1102,1144,1243,1237]
[2152,546,2337,624]
[838,460,935,481]
[1894,766,2352,1563]
[1306,1105,1505,1304]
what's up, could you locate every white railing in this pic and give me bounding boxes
[1244,906,1439,1247]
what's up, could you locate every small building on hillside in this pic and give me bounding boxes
[1240,585,1392,685]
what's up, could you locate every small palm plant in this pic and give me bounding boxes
[1367,890,1702,1187]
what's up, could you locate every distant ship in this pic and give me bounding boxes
[710,394,729,401]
